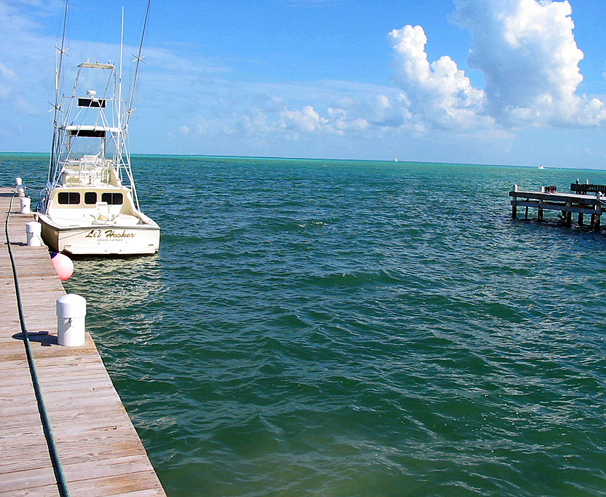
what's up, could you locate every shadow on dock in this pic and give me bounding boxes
[12,331,58,346]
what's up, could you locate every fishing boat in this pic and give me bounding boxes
[37,3,160,256]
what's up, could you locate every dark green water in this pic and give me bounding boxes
[2,154,606,496]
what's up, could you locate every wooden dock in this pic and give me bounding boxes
[0,188,166,496]
[509,184,605,230]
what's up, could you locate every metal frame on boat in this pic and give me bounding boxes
[37,2,160,256]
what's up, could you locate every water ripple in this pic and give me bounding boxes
[25,156,606,497]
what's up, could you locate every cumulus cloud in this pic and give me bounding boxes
[451,0,606,126]
[388,24,489,130]
[276,105,369,136]
[207,0,606,142]
[181,0,606,148]
[281,105,323,132]
[387,0,606,131]
[181,101,372,144]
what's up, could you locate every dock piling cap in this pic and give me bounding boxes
[56,294,87,318]
[15,177,25,197]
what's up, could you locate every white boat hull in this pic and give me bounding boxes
[39,215,160,256]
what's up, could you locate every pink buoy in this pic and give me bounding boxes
[51,253,74,281]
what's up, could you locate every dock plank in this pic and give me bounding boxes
[0,188,166,496]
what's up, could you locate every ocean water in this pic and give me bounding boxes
[2,154,606,496]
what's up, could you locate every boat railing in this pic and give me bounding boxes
[61,156,115,186]
[62,168,111,186]
[81,154,102,169]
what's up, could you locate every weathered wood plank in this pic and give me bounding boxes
[0,435,147,475]
[7,473,165,497]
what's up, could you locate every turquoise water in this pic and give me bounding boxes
[3,154,606,496]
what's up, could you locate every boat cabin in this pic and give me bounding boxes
[46,187,141,226]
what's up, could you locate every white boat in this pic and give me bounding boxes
[38,7,159,256]
[538,164,545,169]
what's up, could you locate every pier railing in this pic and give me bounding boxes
[570,183,606,194]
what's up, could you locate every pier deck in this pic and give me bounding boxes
[509,188,604,230]
[0,188,166,496]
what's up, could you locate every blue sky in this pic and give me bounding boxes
[2,0,606,168]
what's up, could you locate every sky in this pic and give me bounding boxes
[2,0,606,168]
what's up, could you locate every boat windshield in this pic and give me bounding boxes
[68,132,118,162]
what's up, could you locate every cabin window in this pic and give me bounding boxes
[84,192,97,204]
[58,192,80,205]
[102,193,123,205]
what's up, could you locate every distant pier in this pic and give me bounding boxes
[509,183,605,230]
[0,188,166,496]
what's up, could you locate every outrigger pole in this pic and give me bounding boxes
[49,0,69,186]
[126,0,151,128]
[123,0,151,210]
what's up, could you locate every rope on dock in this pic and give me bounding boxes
[4,192,71,497]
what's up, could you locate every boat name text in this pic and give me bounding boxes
[85,229,136,239]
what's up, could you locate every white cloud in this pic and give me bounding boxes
[0,61,18,99]
[451,0,606,126]
[388,24,490,130]
[276,105,369,136]
[326,107,368,135]
[180,101,371,144]
[0,61,17,81]
[384,0,606,133]
[281,105,322,132]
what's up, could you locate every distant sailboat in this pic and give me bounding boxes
[395,157,399,163]
[538,164,545,169]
